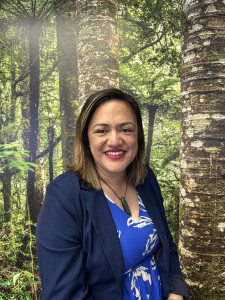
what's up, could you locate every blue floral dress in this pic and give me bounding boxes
[105,193,162,300]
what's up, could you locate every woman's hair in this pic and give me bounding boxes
[69,88,147,189]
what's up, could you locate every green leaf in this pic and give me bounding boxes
[13,273,21,285]
[22,270,34,279]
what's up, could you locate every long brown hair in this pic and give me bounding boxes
[69,88,147,189]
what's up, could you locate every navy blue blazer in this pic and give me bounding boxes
[36,166,189,300]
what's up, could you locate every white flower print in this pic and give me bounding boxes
[138,197,147,212]
[127,216,153,228]
[142,229,159,256]
[129,266,152,300]
[150,256,157,270]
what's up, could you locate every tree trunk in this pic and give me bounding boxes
[21,85,30,153]
[27,22,42,224]
[179,1,225,298]
[47,126,54,182]
[57,3,79,168]
[145,104,158,165]
[34,147,45,221]
[77,0,120,105]
[0,67,17,224]
[1,168,12,222]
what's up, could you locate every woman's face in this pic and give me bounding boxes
[87,100,138,180]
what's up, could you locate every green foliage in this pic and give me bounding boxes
[149,112,181,242]
[119,0,182,69]
[0,270,40,300]
[0,143,36,173]
[0,222,41,299]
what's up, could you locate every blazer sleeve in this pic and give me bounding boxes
[146,166,189,299]
[36,182,92,300]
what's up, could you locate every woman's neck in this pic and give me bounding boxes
[98,171,127,189]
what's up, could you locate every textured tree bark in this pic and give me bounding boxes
[77,0,120,105]
[57,3,79,168]
[179,1,225,298]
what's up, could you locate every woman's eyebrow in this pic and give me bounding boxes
[119,122,136,127]
[92,122,136,129]
[92,123,109,129]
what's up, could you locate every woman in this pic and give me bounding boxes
[36,88,189,300]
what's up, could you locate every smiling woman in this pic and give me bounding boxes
[36,88,189,300]
[71,88,146,190]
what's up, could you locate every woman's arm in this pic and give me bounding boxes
[36,182,92,300]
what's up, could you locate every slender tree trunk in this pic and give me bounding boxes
[179,1,225,298]
[57,3,79,169]
[77,0,120,105]
[34,147,45,219]
[21,86,30,153]
[47,126,54,182]
[145,104,158,165]
[1,168,12,222]
[27,22,42,224]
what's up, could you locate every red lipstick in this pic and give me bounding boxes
[104,149,126,159]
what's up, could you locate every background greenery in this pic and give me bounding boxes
[0,0,182,298]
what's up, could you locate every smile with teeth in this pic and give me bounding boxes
[105,150,126,159]
[105,151,125,155]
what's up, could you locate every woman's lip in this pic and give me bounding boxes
[105,150,126,159]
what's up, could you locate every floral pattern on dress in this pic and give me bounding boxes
[105,192,162,300]
[142,229,159,256]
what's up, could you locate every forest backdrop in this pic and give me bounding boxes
[0,0,224,299]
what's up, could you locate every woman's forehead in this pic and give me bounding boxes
[89,100,136,121]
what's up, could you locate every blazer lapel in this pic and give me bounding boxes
[81,184,124,294]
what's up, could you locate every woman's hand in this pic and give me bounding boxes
[167,293,183,300]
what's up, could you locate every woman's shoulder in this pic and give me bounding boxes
[47,170,94,197]
[47,170,82,196]
[51,170,78,185]
[143,165,162,194]
[145,165,158,182]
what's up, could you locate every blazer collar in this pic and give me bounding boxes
[81,186,124,295]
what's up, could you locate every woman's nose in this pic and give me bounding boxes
[107,131,122,146]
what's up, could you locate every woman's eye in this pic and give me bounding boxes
[96,129,106,134]
[122,128,132,133]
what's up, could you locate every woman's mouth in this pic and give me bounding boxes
[105,150,126,159]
